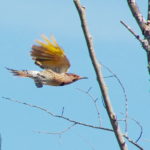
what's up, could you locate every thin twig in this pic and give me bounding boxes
[74,1,128,150]
[129,117,143,143]
[124,135,144,150]
[61,107,64,116]
[1,97,113,132]
[121,20,150,73]
[102,64,128,135]
[120,21,150,51]
[120,20,144,44]
[76,87,102,126]
[120,113,143,143]
[104,75,114,78]
[34,123,76,135]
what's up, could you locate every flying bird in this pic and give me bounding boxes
[7,35,87,88]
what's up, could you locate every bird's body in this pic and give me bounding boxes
[8,68,84,87]
[8,35,87,87]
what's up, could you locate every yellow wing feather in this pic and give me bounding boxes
[31,35,70,73]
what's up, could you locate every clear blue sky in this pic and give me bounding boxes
[0,0,150,150]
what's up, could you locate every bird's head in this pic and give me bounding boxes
[67,73,88,83]
[59,73,88,86]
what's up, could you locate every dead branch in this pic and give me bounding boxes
[1,97,113,132]
[102,64,128,135]
[127,0,146,31]
[119,112,143,145]
[124,135,144,150]
[129,117,143,143]
[120,20,144,45]
[76,87,102,126]
[124,0,150,73]
[34,123,76,135]
[73,0,128,150]
[120,20,150,53]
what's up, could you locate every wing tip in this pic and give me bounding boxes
[30,35,70,73]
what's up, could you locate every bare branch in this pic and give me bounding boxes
[76,87,102,126]
[119,113,143,144]
[1,97,113,132]
[61,107,64,116]
[73,0,128,150]
[102,64,128,135]
[127,0,146,31]
[120,20,150,73]
[120,20,144,45]
[125,0,150,74]
[124,135,144,150]
[129,117,143,143]
[34,123,76,135]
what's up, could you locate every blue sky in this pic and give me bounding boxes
[0,0,150,150]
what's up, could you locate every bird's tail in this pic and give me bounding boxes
[6,68,43,88]
[6,68,35,78]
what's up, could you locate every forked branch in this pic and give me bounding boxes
[127,0,146,31]
[2,97,113,132]
[124,0,150,73]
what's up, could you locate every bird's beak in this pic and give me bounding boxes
[79,76,88,79]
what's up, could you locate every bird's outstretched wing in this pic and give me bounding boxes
[31,35,70,73]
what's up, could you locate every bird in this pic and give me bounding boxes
[7,35,87,88]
